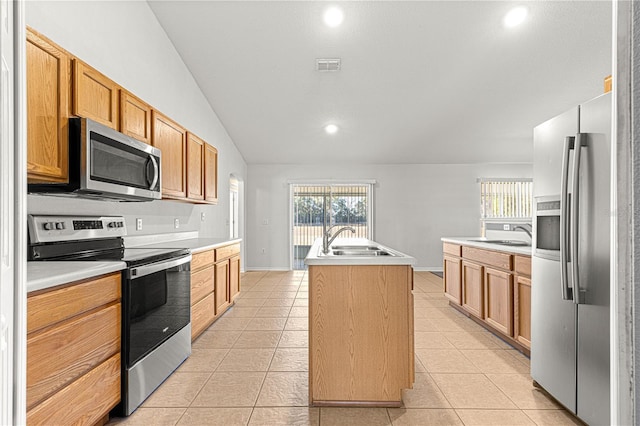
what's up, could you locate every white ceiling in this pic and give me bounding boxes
[148,1,612,165]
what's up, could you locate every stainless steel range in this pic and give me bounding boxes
[27,215,192,416]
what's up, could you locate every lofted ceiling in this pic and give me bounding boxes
[148,1,612,165]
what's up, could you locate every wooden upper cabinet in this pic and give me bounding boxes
[72,59,119,129]
[204,143,218,204]
[186,133,205,201]
[120,90,151,143]
[26,28,70,183]
[152,111,187,198]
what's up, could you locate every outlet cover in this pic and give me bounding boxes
[174,218,180,229]
[136,218,142,231]
[201,212,206,222]
[503,224,510,231]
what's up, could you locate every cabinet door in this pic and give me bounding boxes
[514,275,531,349]
[204,143,218,204]
[191,292,215,340]
[443,255,461,304]
[186,133,205,201]
[26,29,70,183]
[120,90,151,143]
[215,260,231,315]
[151,110,187,198]
[484,267,514,336]
[72,60,119,129]
[229,255,241,302]
[461,261,483,319]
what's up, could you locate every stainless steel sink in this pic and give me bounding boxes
[331,249,394,256]
[470,239,530,247]
[330,245,381,251]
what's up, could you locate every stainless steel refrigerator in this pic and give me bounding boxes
[531,92,610,426]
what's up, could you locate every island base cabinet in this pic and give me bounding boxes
[309,265,414,406]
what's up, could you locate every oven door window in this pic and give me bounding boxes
[128,263,190,365]
[90,132,159,191]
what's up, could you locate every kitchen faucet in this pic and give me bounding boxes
[512,224,532,238]
[322,223,356,254]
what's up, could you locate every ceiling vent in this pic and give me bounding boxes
[316,58,341,72]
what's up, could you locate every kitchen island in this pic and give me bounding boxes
[305,238,416,407]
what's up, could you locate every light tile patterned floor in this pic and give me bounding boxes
[109,271,580,426]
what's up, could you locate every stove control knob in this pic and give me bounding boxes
[55,222,64,230]
[43,222,54,231]
[108,222,118,228]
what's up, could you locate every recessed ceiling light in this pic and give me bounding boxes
[324,7,344,28]
[503,6,528,28]
[324,124,339,135]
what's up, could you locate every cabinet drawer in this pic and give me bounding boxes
[192,292,215,340]
[443,242,461,257]
[215,243,240,261]
[27,353,121,426]
[191,265,214,305]
[27,303,121,409]
[462,246,512,271]
[515,255,531,277]
[192,249,215,272]
[27,272,121,334]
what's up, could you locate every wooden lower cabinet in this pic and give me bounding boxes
[514,275,532,348]
[191,292,216,339]
[190,241,242,341]
[26,272,121,425]
[443,242,531,353]
[443,255,462,304]
[462,261,483,319]
[484,267,514,336]
[215,260,231,314]
[230,255,241,302]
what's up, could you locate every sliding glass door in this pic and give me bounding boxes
[290,184,373,270]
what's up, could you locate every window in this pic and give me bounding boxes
[479,178,533,219]
[290,183,373,270]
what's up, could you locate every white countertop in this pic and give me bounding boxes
[125,232,240,253]
[441,237,532,256]
[27,261,126,293]
[28,234,241,293]
[127,237,242,253]
[304,238,416,266]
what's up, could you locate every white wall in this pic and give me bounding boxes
[26,1,246,243]
[246,163,532,270]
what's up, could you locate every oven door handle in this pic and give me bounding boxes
[129,254,191,279]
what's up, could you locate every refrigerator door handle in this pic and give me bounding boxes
[560,135,574,301]
[571,133,586,304]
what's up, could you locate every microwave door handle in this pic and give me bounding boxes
[146,155,159,190]
[571,133,586,304]
[560,135,574,301]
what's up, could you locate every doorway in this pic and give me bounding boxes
[290,184,373,270]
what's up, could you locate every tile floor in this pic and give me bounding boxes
[109,271,580,426]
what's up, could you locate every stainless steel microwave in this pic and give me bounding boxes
[29,117,162,201]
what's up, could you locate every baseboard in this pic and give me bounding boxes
[244,267,292,271]
[413,267,444,272]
